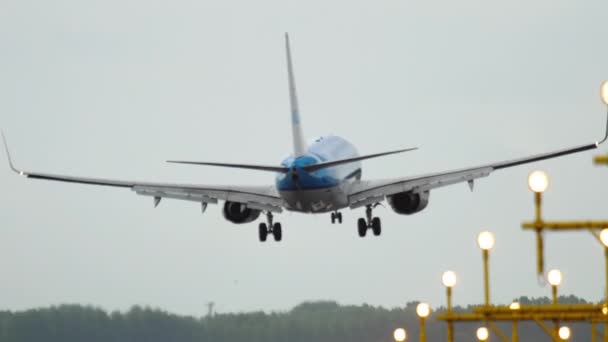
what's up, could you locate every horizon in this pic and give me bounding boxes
[1,293,600,316]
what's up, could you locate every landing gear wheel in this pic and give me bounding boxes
[337,212,343,224]
[273,222,282,242]
[259,223,268,242]
[357,218,367,237]
[331,212,336,224]
[371,217,381,236]
[260,212,282,243]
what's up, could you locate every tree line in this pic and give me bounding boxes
[0,296,600,341]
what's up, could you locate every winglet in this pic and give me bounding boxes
[596,111,608,146]
[1,131,25,176]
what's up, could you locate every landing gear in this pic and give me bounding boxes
[259,223,268,242]
[357,205,382,237]
[371,217,381,236]
[273,222,282,242]
[357,218,367,237]
[259,212,282,242]
[331,211,343,224]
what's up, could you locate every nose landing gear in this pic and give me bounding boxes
[357,205,381,237]
[259,212,282,242]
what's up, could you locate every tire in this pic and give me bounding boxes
[372,217,381,236]
[259,223,268,242]
[273,222,282,242]
[337,212,343,224]
[331,212,336,224]
[357,218,367,237]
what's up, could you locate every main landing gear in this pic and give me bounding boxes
[259,212,282,242]
[331,211,343,224]
[357,204,381,238]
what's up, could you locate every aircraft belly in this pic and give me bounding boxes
[279,185,348,213]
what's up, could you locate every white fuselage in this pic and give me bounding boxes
[275,135,361,213]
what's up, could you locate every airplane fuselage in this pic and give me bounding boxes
[276,135,361,213]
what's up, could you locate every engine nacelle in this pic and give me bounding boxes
[222,201,261,224]
[387,191,430,215]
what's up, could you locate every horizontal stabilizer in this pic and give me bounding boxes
[302,147,418,172]
[167,160,289,173]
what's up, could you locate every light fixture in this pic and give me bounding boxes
[528,170,549,193]
[442,271,457,288]
[476,327,489,341]
[416,303,431,318]
[547,269,563,287]
[558,326,571,340]
[509,301,521,310]
[600,229,608,247]
[601,80,608,106]
[393,328,407,342]
[477,231,495,250]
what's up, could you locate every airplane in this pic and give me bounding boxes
[2,33,607,243]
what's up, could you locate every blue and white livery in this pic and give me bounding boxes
[3,33,607,242]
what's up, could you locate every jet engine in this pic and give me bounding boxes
[222,201,261,224]
[387,191,430,215]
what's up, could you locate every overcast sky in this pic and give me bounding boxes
[1,0,608,316]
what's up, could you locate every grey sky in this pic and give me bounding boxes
[1,0,608,316]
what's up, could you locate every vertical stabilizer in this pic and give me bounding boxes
[285,33,307,157]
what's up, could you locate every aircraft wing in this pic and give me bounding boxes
[16,169,283,212]
[347,141,601,209]
[12,169,284,212]
[2,136,283,213]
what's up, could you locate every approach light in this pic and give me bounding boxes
[477,231,495,250]
[547,269,563,286]
[442,271,457,288]
[393,328,407,342]
[558,326,571,340]
[600,229,608,248]
[416,303,431,318]
[528,170,549,193]
[601,81,608,106]
[476,327,489,341]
